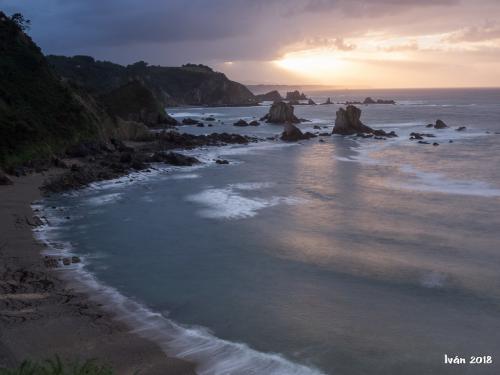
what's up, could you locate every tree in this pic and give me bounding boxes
[10,12,31,31]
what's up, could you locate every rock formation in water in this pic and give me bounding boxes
[308,98,317,105]
[434,119,448,129]
[280,123,316,142]
[321,97,333,105]
[362,97,396,105]
[261,102,300,124]
[332,105,397,138]
[286,90,307,101]
[255,90,283,102]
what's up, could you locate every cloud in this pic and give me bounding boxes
[379,40,419,52]
[304,37,356,50]
[446,22,500,43]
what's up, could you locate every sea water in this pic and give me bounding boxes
[36,88,500,374]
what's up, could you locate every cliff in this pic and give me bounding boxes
[47,56,258,107]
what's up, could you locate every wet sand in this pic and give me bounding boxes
[0,171,196,374]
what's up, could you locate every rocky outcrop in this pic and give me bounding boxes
[182,118,200,125]
[101,80,178,128]
[261,102,300,124]
[362,97,396,105]
[434,119,448,129]
[233,119,249,127]
[456,126,466,131]
[147,152,200,166]
[332,105,397,137]
[286,90,307,101]
[255,90,283,102]
[320,97,333,105]
[308,99,317,105]
[332,106,374,135]
[280,123,316,142]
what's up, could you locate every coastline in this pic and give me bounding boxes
[0,171,197,374]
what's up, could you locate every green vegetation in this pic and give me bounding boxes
[0,356,112,375]
[0,12,115,168]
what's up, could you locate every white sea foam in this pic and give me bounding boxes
[186,184,305,220]
[394,165,500,197]
[86,192,123,206]
[420,271,447,288]
[32,202,325,375]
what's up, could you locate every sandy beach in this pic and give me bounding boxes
[0,171,196,374]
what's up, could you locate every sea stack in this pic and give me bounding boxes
[321,97,333,105]
[261,102,300,124]
[332,105,374,135]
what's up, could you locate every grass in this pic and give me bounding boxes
[0,356,113,375]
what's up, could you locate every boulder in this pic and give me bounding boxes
[280,123,316,142]
[182,118,200,125]
[261,102,300,124]
[434,119,448,129]
[233,119,249,127]
[249,120,260,126]
[216,159,229,165]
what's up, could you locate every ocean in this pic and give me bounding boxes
[35,88,500,374]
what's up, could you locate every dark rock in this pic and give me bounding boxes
[449,140,454,143]
[426,123,434,128]
[456,126,466,131]
[119,152,133,164]
[320,97,333,105]
[418,141,430,144]
[216,159,229,165]
[71,256,81,263]
[182,118,200,125]
[362,97,395,104]
[249,120,260,126]
[286,90,307,101]
[363,97,376,104]
[319,139,325,143]
[44,256,59,268]
[203,117,216,121]
[233,119,249,127]
[62,258,71,266]
[308,99,317,105]
[433,142,439,146]
[261,102,300,124]
[313,125,322,130]
[280,123,316,142]
[255,90,283,102]
[332,105,374,135]
[196,123,205,127]
[0,170,13,185]
[319,132,331,136]
[434,119,448,129]
[148,152,200,166]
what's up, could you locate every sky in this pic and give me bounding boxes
[2,0,500,88]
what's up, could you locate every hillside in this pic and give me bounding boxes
[0,12,116,168]
[47,57,258,107]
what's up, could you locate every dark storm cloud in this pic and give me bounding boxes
[0,0,468,66]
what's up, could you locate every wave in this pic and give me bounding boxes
[33,204,325,375]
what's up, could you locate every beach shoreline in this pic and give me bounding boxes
[0,171,197,374]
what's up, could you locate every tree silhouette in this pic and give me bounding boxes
[11,13,31,31]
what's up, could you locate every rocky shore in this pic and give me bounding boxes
[0,129,261,373]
